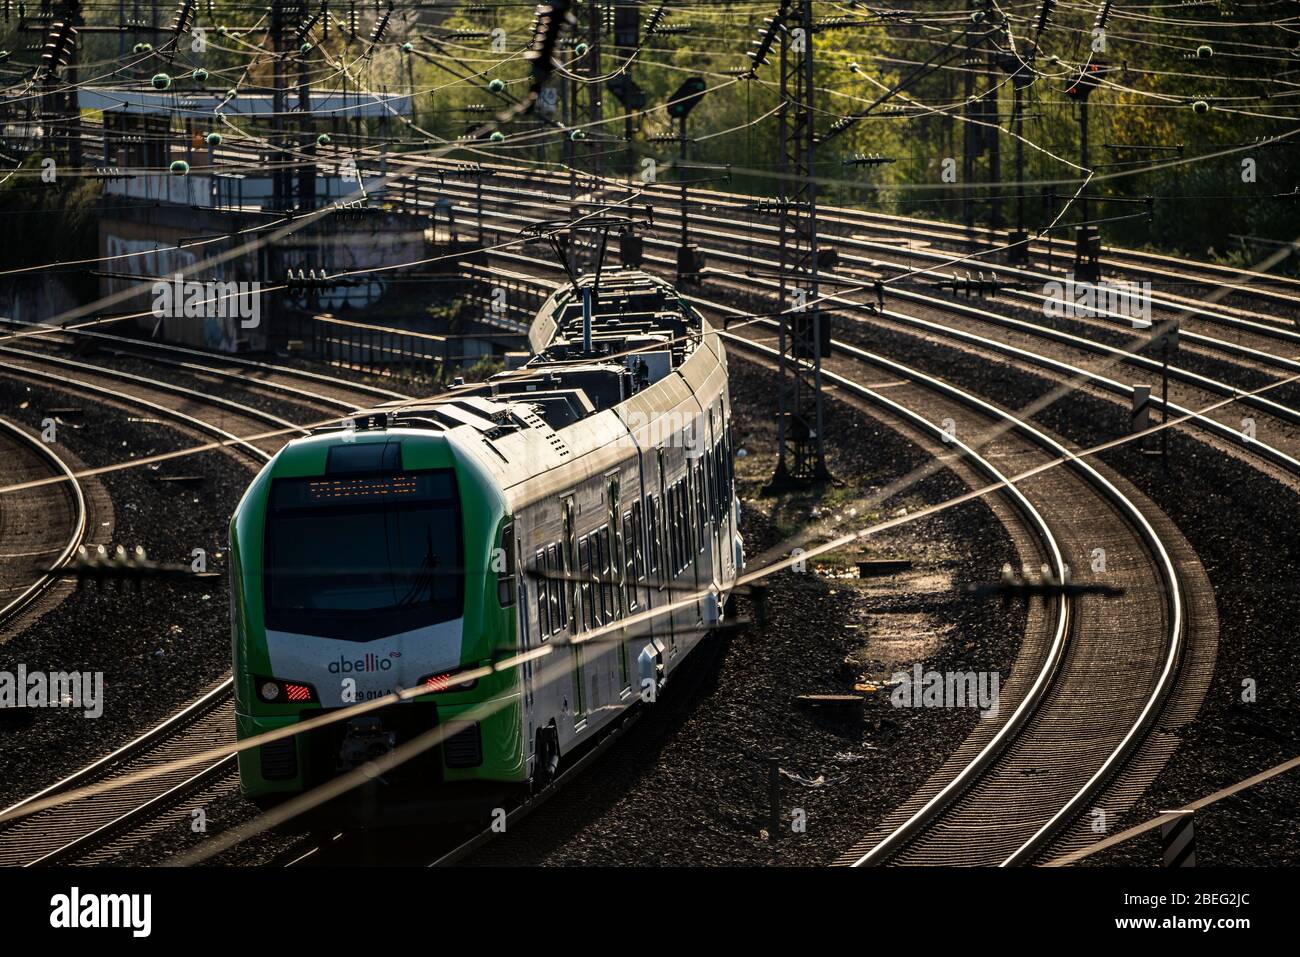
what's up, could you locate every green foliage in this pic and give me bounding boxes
[0,155,103,295]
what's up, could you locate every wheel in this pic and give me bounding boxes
[532,726,560,794]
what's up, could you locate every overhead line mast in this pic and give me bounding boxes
[754,0,833,487]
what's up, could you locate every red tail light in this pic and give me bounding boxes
[419,672,477,693]
[255,676,318,704]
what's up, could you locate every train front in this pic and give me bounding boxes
[229,425,526,812]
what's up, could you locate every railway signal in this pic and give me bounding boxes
[1153,322,1179,466]
[1131,384,1153,451]
[664,77,709,282]
[666,76,707,121]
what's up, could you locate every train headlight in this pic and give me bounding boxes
[259,681,281,702]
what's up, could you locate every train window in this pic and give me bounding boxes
[535,549,551,637]
[497,523,517,607]
[600,525,617,620]
[592,528,606,626]
[683,478,696,564]
[631,501,646,583]
[714,440,725,523]
[622,511,638,612]
[549,543,565,632]
[647,497,660,580]
[688,472,700,558]
[665,488,674,575]
[726,423,735,504]
[707,449,717,527]
[264,468,462,641]
[694,464,706,553]
[665,490,674,577]
[578,536,593,631]
[678,483,689,571]
[668,485,680,575]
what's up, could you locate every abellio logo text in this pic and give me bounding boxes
[328,652,396,674]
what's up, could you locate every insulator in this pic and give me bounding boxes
[644,4,666,36]
[292,8,321,43]
[526,0,576,91]
[369,3,392,44]
[747,13,783,70]
[1034,0,1054,39]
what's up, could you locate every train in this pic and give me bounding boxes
[229,268,743,810]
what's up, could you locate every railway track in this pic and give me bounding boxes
[0,348,403,865]
[720,326,1200,864]
[185,140,1298,325]
[0,416,88,631]
[383,158,1299,320]
[0,317,410,410]
[0,160,1269,865]
[415,170,1299,354]
[398,164,1300,423]
[0,682,235,866]
[418,182,1300,496]
[339,258,1207,865]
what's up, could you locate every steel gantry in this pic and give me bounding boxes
[771,0,831,485]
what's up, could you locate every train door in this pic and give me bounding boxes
[607,474,631,697]
[708,406,724,587]
[687,417,704,624]
[516,530,535,759]
[657,448,677,653]
[562,496,585,730]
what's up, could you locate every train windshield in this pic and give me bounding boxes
[264,469,464,640]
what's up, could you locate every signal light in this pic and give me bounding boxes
[1064,61,1104,101]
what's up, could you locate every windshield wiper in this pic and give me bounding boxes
[395,527,439,607]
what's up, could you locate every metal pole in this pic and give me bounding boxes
[1080,99,1090,224]
[803,0,827,480]
[767,757,781,838]
[962,8,975,231]
[1014,83,1025,234]
[476,171,484,246]
[581,284,593,352]
[1161,339,1170,467]
[987,54,1001,231]
[679,115,688,252]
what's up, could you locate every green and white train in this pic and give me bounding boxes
[230,269,742,807]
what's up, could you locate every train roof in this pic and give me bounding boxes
[297,269,722,486]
